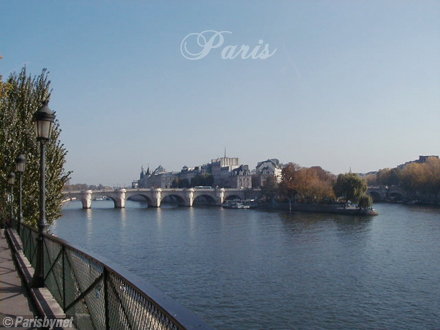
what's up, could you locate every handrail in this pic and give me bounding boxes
[13,219,214,330]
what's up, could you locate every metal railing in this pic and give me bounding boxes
[12,220,213,330]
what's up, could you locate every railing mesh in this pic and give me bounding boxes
[15,220,211,330]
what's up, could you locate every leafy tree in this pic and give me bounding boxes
[260,175,278,202]
[279,164,335,203]
[305,167,336,202]
[358,194,373,209]
[400,158,440,201]
[171,178,190,188]
[278,162,300,202]
[424,157,440,199]
[180,178,190,188]
[171,178,179,188]
[190,174,214,187]
[377,168,401,186]
[333,173,368,204]
[294,167,315,201]
[364,173,378,186]
[1,67,71,227]
[400,163,424,197]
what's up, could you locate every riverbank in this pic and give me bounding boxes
[260,202,379,216]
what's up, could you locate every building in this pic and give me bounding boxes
[138,165,177,189]
[255,159,282,187]
[210,156,240,187]
[135,155,253,189]
[228,165,252,189]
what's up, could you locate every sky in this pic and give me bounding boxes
[1,0,439,187]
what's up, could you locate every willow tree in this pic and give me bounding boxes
[0,67,71,227]
[333,172,368,205]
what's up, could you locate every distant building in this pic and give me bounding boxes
[174,165,210,187]
[416,155,439,163]
[228,165,252,189]
[138,165,177,189]
[210,156,240,187]
[135,155,253,189]
[255,159,282,187]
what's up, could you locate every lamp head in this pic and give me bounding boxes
[8,172,15,185]
[33,101,56,141]
[15,154,26,173]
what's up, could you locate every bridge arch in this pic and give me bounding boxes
[193,194,217,206]
[225,194,242,201]
[161,194,186,206]
[368,191,383,202]
[127,194,155,207]
[389,192,404,201]
[62,198,84,208]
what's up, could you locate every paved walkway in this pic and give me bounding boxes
[0,229,36,329]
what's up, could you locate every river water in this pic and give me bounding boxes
[52,201,440,330]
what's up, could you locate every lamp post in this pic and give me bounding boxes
[32,101,55,288]
[7,172,15,228]
[15,154,26,235]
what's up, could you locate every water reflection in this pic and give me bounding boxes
[86,208,93,246]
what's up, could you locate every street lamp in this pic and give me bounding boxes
[32,100,55,288]
[15,154,26,235]
[7,172,15,227]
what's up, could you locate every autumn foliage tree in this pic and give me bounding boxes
[377,168,401,186]
[400,157,440,200]
[367,157,440,202]
[295,167,335,202]
[277,163,335,203]
[278,162,300,202]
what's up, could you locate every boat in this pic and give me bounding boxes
[94,196,108,201]
[222,200,251,209]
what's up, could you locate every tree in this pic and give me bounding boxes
[364,173,378,186]
[400,158,440,201]
[400,163,425,197]
[279,164,335,203]
[260,175,278,202]
[333,173,368,205]
[358,194,373,209]
[424,157,440,200]
[1,67,71,227]
[377,168,401,186]
[306,170,336,202]
[171,178,190,188]
[190,174,214,187]
[278,162,300,202]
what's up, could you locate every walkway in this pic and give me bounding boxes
[0,229,36,329]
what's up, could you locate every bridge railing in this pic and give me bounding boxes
[12,219,213,330]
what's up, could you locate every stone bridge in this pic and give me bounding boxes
[63,188,256,209]
[368,186,406,202]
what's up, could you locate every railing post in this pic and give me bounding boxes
[62,245,66,310]
[103,268,110,330]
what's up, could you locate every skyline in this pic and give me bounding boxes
[2,1,439,186]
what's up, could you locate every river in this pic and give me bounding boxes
[52,201,440,330]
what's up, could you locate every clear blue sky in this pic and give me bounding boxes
[2,1,439,186]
